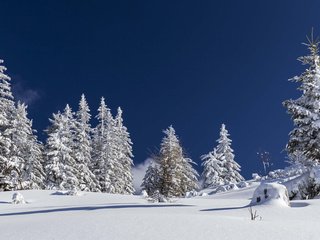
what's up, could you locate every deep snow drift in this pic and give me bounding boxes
[0,182,318,240]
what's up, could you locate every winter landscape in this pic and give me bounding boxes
[1,1,320,240]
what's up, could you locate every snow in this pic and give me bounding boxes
[0,183,319,240]
[310,165,320,185]
[251,182,290,207]
[11,192,25,204]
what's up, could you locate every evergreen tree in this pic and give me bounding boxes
[158,126,198,197]
[216,124,244,184]
[0,59,20,190]
[74,94,100,192]
[12,102,45,189]
[92,97,119,193]
[44,105,79,190]
[201,148,224,188]
[179,156,199,195]
[114,107,134,194]
[283,38,320,166]
[141,160,161,196]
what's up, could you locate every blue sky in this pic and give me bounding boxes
[0,0,319,179]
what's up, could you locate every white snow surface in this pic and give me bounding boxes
[0,183,319,240]
[251,182,290,207]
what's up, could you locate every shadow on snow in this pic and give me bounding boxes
[0,204,193,216]
[200,204,249,212]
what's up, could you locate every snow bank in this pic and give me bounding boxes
[251,182,290,207]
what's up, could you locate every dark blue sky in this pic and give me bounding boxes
[0,1,318,179]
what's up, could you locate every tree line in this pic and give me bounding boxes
[0,59,245,197]
[0,60,134,194]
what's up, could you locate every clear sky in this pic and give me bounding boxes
[0,0,319,179]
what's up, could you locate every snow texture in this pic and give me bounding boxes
[0,183,319,240]
[251,182,290,207]
[11,192,25,204]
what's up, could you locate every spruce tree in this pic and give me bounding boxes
[283,38,320,166]
[158,126,198,197]
[13,102,45,189]
[45,105,79,190]
[92,97,119,193]
[216,124,244,184]
[74,94,100,192]
[179,156,199,195]
[201,148,224,188]
[0,59,21,190]
[114,107,134,194]
[141,160,161,196]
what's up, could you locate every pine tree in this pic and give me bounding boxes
[141,160,161,196]
[158,126,198,197]
[44,105,79,190]
[92,97,119,193]
[216,124,244,184]
[114,107,134,194]
[283,38,320,166]
[201,148,224,188]
[0,59,21,190]
[179,156,199,194]
[12,102,45,189]
[74,94,100,192]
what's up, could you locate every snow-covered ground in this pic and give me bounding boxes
[0,182,318,240]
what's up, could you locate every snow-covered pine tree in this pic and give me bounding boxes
[0,59,21,191]
[201,148,225,188]
[114,107,134,194]
[158,126,198,197]
[283,37,320,166]
[12,102,45,189]
[216,124,244,184]
[74,94,100,192]
[44,105,79,190]
[141,160,161,196]
[179,155,199,195]
[92,97,120,193]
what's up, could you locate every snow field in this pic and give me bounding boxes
[0,183,319,240]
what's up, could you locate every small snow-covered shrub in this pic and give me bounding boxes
[66,189,81,196]
[141,190,148,198]
[251,183,290,207]
[216,186,228,193]
[229,183,238,190]
[237,181,249,188]
[12,192,26,204]
[185,190,198,198]
[268,164,307,180]
[147,190,168,203]
[252,173,261,181]
[199,192,208,197]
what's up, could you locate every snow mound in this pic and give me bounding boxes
[252,173,261,181]
[12,192,26,204]
[185,190,198,198]
[140,190,148,198]
[238,181,249,188]
[251,183,290,207]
